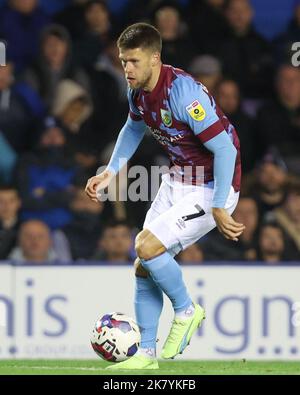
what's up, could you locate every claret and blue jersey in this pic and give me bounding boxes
[101,64,242,370]
[106,64,241,208]
[129,64,241,191]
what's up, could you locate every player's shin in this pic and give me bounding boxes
[140,252,192,314]
[134,275,163,358]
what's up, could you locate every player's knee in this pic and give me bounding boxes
[135,232,155,260]
[135,236,151,260]
[135,231,165,260]
[134,258,148,278]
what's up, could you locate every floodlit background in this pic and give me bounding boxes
[0,0,300,361]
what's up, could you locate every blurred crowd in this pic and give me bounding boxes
[0,0,300,265]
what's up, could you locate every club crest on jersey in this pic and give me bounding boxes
[160,109,172,127]
[186,100,206,121]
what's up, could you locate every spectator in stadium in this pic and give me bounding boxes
[63,186,106,260]
[186,0,230,56]
[89,37,129,147]
[54,0,90,40]
[0,62,45,155]
[273,0,300,65]
[220,0,273,99]
[256,64,300,174]
[51,79,93,134]
[256,222,294,263]
[0,132,17,184]
[243,150,291,218]
[188,55,222,96]
[9,219,60,263]
[267,182,300,259]
[94,38,128,103]
[231,197,259,260]
[51,79,95,152]
[176,243,204,264]
[153,1,196,70]
[0,0,51,73]
[0,185,21,260]
[24,24,90,110]
[121,0,159,28]
[92,220,134,263]
[75,0,112,69]
[215,79,257,173]
[202,197,259,261]
[16,116,82,230]
[73,145,100,181]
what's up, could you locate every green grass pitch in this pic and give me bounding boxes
[0,360,299,375]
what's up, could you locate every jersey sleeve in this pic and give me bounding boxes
[96,115,147,176]
[169,75,224,143]
[204,131,237,208]
[170,75,237,208]
[127,88,143,121]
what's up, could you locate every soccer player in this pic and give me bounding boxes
[85,23,244,369]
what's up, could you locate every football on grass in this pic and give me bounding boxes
[91,312,141,362]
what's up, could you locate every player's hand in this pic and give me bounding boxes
[85,170,115,203]
[212,207,245,242]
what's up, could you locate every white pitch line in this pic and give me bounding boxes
[2,365,182,373]
[2,366,105,371]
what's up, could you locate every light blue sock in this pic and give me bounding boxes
[140,251,192,313]
[135,276,163,349]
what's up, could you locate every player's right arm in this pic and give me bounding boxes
[85,89,146,202]
[85,115,147,202]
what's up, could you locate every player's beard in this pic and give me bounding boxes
[135,69,153,90]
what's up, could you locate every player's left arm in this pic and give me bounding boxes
[204,132,245,241]
[170,77,245,241]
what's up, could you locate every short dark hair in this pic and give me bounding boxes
[260,222,284,236]
[286,181,300,197]
[117,23,162,53]
[100,220,133,240]
[85,0,109,14]
[0,184,19,194]
[103,220,132,231]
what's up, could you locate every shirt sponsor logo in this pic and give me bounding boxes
[186,100,206,121]
[149,127,184,145]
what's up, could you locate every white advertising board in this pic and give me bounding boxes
[0,264,300,360]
